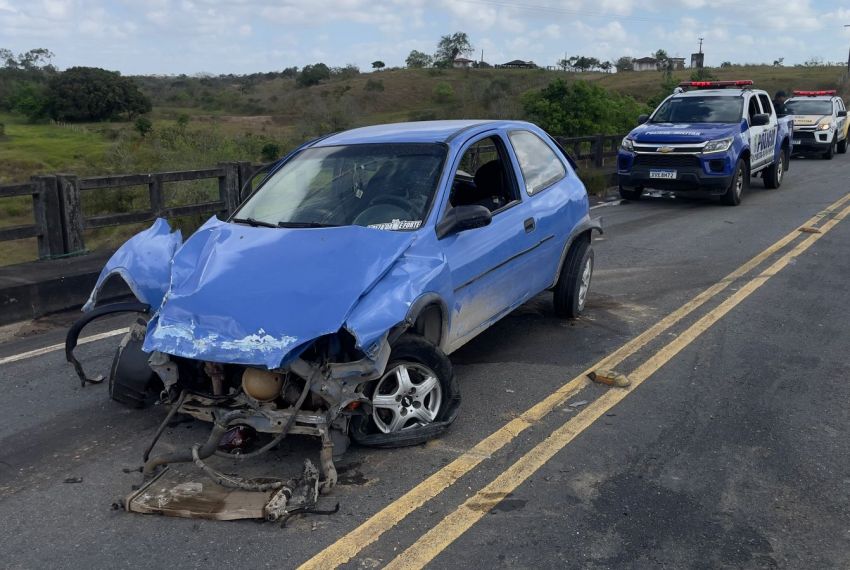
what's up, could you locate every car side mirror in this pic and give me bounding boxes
[436,205,492,239]
[637,114,649,125]
[751,113,770,127]
[839,110,847,117]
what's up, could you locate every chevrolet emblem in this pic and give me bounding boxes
[658,146,675,153]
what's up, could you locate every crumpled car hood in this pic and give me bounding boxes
[91,217,418,368]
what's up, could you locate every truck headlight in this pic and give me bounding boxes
[817,121,833,131]
[702,138,733,154]
[621,137,634,151]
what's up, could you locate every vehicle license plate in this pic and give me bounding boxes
[792,139,801,145]
[649,169,677,180]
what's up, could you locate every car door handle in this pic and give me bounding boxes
[523,217,535,233]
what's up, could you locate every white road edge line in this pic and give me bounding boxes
[0,327,129,366]
[590,199,622,210]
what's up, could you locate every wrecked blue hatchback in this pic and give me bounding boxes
[67,120,601,496]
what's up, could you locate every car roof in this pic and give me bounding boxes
[311,120,534,146]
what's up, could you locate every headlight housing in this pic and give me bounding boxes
[621,137,635,151]
[817,120,833,131]
[702,138,733,154]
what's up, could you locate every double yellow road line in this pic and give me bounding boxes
[302,191,850,570]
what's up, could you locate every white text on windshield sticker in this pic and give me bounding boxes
[368,219,422,230]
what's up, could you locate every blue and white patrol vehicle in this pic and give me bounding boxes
[618,80,794,205]
[785,90,848,159]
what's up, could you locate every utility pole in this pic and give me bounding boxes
[698,37,704,54]
[845,25,850,73]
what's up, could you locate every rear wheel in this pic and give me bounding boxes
[350,334,458,448]
[554,236,594,318]
[618,185,643,200]
[763,149,785,189]
[721,158,747,206]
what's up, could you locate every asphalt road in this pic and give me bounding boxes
[1,156,849,569]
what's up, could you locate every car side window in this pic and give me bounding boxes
[508,130,566,196]
[758,94,773,117]
[747,96,762,124]
[449,136,520,213]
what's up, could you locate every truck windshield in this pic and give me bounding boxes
[650,96,744,124]
[784,100,833,115]
[233,143,446,230]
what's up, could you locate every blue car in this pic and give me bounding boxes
[67,120,601,492]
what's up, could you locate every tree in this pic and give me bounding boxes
[773,58,784,67]
[176,113,190,130]
[134,116,152,137]
[371,60,385,70]
[435,32,472,65]
[615,56,634,72]
[43,67,151,122]
[522,79,648,136]
[557,58,570,71]
[261,142,281,161]
[720,61,733,68]
[654,49,669,62]
[406,50,433,68]
[296,63,331,87]
[600,61,613,73]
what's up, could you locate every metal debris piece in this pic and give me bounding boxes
[63,477,83,484]
[569,400,588,408]
[799,226,822,234]
[588,369,632,388]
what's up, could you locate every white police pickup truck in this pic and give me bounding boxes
[618,80,794,205]
[785,90,848,159]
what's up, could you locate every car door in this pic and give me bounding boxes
[506,128,584,295]
[747,94,770,169]
[437,132,537,349]
[835,99,848,141]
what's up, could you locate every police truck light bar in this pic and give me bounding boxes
[792,90,836,97]
[678,80,754,89]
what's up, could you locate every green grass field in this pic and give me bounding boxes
[1,64,847,266]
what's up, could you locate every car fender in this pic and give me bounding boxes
[550,214,603,288]
[82,218,182,312]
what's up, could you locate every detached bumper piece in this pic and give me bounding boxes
[125,460,333,523]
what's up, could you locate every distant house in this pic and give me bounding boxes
[453,57,475,69]
[669,57,686,70]
[498,59,537,69]
[632,57,658,72]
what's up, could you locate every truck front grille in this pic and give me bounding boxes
[633,154,702,168]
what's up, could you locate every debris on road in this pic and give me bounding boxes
[588,369,632,388]
[63,477,83,484]
[569,400,588,408]
[799,226,822,234]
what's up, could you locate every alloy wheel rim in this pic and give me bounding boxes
[578,256,592,310]
[735,167,744,197]
[371,362,442,433]
[777,155,783,183]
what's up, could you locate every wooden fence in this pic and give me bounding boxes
[0,134,623,262]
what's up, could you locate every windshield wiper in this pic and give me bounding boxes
[277,221,340,228]
[231,217,278,228]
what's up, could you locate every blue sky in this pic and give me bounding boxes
[1,0,849,75]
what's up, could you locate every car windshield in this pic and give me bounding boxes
[785,100,833,115]
[234,143,447,230]
[650,96,744,123]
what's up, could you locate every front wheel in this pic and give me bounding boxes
[618,185,643,200]
[721,158,748,206]
[553,236,594,318]
[350,334,459,448]
[838,137,847,154]
[763,149,785,189]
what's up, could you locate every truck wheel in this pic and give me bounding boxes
[838,137,847,154]
[618,185,643,200]
[823,137,835,160]
[553,235,594,318]
[350,334,459,448]
[763,149,785,189]
[721,159,747,206]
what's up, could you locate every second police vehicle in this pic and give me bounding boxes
[617,80,794,205]
[784,90,848,159]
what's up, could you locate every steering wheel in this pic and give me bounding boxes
[369,195,411,211]
[352,204,411,227]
